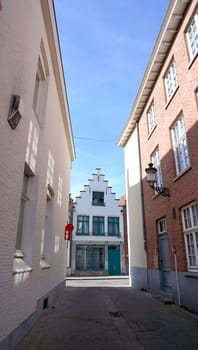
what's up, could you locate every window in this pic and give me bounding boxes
[76,245,105,270]
[41,185,54,263]
[151,149,163,189]
[147,102,156,134]
[25,120,38,174]
[171,115,190,175]
[33,41,49,126]
[164,61,178,101]
[77,215,89,235]
[186,10,198,61]
[158,218,167,235]
[92,216,105,235]
[92,191,104,206]
[108,217,120,236]
[181,203,198,271]
[15,173,30,252]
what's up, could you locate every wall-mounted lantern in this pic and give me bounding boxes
[145,163,169,197]
[8,95,24,129]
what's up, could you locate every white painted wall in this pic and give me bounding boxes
[124,126,147,278]
[71,169,125,274]
[0,0,74,346]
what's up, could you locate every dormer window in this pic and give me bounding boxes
[92,191,104,206]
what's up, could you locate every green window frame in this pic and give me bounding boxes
[92,191,104,206]
[108,217,120,236]
[92,216,105,235]
[76,245,105,270]
[77,215,89,235]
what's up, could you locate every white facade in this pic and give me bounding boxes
[71,169,125,276]
[0,1,75,349]
[124,126,147,289]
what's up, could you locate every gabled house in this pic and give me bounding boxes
[118,0,198,312]
[0,1,75,349]
[71,168,125,276]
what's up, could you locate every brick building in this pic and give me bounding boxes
[118,0,198,312]
[0,1,75,349]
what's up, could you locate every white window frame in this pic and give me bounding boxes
[181,203,198,271]
[151,148,163,190]
[147,102,156,134]
[186,10,198,61]
[164,61,178,101]
[171,115,190,175]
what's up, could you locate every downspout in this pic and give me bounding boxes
[172,245,181,306]
[136,121,150,292]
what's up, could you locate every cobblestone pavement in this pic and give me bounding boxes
[14,278,198,350]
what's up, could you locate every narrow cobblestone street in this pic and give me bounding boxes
[15,278,198,350]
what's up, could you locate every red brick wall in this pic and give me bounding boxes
[138,0,198,272]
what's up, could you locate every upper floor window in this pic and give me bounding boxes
[171,115,190,175]
[33,40,49,126]
[92,191,104,206]
[108,217,120,236]
[186,10,198,61]
[151,149,163,189]
[92,216,105,235]
[147,102,156,134]
[164,61,178,101]
[181,203,198,271]
[77,215,89,235]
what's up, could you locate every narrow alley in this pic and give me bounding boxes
[14,278,198,350]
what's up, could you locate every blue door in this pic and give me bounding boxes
[108,246,121,275]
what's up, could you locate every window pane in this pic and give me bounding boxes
[151,149,163,188]
[15,174,29,250]
[187,12,198,59]
[171,116,190,175]
[76,246,85,269]
[93,216,104,235]
[165,61,178,100]
[186,233,196,266]
[76,245,105,270]
[182,203,198,270]
[192,205,198,227]
[108,217,119,236]
[92,191,104,206]
[77,215,89,235]
[148,103,156,133]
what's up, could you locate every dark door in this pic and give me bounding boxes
[158,219,171,291]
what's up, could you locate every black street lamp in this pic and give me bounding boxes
[145,163,169,197]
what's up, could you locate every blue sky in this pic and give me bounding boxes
[54,0,170,199]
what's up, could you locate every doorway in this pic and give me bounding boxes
[108,246,121,275]
[158,219,172,291]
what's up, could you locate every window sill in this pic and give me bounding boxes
[107,234,121,238]
[92,234,105,236]
[173,165,191,182]
[40,258,51,269]
[13,258,32,274]
[185,271,198,278]
[76,233,90,236]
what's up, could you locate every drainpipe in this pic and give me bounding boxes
[172,245,181,306]
[137,122,149,292]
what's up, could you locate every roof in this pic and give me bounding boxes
[117,0,191,147]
